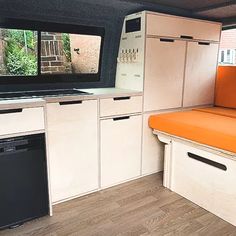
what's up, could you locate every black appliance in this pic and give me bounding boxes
[0,134,49,229]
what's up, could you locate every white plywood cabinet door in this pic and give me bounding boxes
[142,113,164,175]
[147,13,221,42]
[46,100,99,203]
[101,115,142,188]
[183,42,219,107]
[144,38,186,112]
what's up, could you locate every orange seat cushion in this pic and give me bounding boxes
[215,66,236,108]
[149,110,236,153]
[194,107,236,119]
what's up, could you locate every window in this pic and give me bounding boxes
[0,18,104,84]
[41,32,101,75]
[0,28,38,76]
[219,28,236,66]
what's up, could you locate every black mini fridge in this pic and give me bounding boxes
[0,134,49,229]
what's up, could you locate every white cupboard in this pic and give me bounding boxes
[46,100,99,203]
[183,42,219,107]
[144,38,186,111]
[147,13,221,42]
[100,115,142,188]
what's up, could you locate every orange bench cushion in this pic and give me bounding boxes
[194,107,236,119]
[149,110,236,153]
[215,66,236,108]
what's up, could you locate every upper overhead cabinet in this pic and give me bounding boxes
[146,13,221,42]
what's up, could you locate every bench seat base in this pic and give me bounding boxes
[155,133,236,226]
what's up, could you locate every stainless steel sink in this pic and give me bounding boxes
[0,89,92,99]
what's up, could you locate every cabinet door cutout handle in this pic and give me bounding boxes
[59,100,83,105]
[113,97,131,101]
[0,108,23,114]
[113,116,130,121]
[160,38,175,42]
[180,35,193,39]
[187,152,227,171]
[198,42,210,46]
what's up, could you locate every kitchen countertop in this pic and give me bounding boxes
[0,88,143,109]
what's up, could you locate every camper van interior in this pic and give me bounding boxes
[0,0,236,235]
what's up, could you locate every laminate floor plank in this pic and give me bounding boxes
[0,173,235,236]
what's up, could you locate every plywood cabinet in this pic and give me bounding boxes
[100,96,142,117]
[46,100,99,203]
[183,42,219,107]
[147,13,221,42]
[144,38,186,112]
[100,115,142,188]
[0,107,44,136]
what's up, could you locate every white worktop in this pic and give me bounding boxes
[0,88,143,109]
[45,88,142,103]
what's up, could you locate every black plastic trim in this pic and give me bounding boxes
[0,109,23,114]
[160,38,175,42]
[113,97,131,101]
[59,100,83,105]
[187,152,227,171]
[198,42,210,45]
[113,116,130,121]
[180,35,193,39]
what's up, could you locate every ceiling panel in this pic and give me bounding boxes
[196,4,236,18]
[122,0,229,10]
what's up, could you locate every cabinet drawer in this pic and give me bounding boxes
[101,115,142,187]
[0,107,44,136]
[147,14,221,42]
[171,141,236,226]
[100,96,142,117]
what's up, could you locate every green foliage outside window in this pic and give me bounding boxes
[3,29,37,76]
[62,33,71,62]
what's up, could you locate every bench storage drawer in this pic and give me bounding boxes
[0,107,44,136]
[100,95,142,117]
[171,141,236,226]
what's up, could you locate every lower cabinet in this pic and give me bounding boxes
[100,115,142,188]
[46,100,99,203]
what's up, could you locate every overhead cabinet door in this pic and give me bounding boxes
[144,38,186,112]
[147,14,221,42]
[183,42,219,107]
[47,100,99,203]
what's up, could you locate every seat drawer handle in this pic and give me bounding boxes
[180,35,193,40]
[0,109,23,114]
[113,116,130,121]
[113,97,131,101]
[160,38,175,42]
[187,152,227,171]
[59,100,83,105]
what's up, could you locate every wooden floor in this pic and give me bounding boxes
[1,173,236,236]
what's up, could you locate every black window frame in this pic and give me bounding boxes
[0,18,105,85]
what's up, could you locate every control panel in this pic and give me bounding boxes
[115,11,146,91]
[117,48,139,63]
